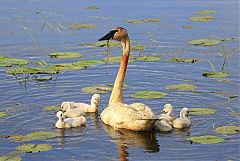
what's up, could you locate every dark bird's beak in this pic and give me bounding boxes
[98,30,118,41]
[160,110,165,114]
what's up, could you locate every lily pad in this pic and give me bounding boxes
[125,19,145,24]
[131,45,146,51]
[189,108,217,115]
[165,83,197,91]
[0,58,29,67]
[49,52,82,59]
[188,135,224,144]
[53,63,86,71]
[135,56,161,62]
[130,90,168,99]
[188,16,214,22]
[72,59,104,67]
[81,85,112,94]
[5,67,58,75]
[43,105,61,112]
[32,76,52,81]
[202,71,230,78]
[0,112,7,118]
[170,57,200,63]
[0,156,21,161]
[16,144,52,153]
[215,126,240,135]
[182,25,193,28]
[195,10,216,14]
[102,56,135,63]
[69,23,96,29]
[81,41,119,47]
[125,18,160,24]
[9,131,56,142]
[188,39,222,46]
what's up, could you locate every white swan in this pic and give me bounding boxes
[159,104,175,125]
[64,108,86,118]
[173,108,191,129]
[55,111,86,129]
[154,116,173,132]
[61,94,100,113]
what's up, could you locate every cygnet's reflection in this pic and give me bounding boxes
[87,112,100,130]
[103,123,159,160]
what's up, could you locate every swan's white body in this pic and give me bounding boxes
[61,94,100,113]
[99,27,156,131]
[173,108,191,129]
[154,116,172,132]
[64,108,85,118]
[55,111,86,129]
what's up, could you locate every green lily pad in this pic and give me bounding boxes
[9,131,56,142]
[188,16,214,22]
[195,10,216,14]
[215,126,240,135]
[182,25,193,28]
[102,56,135,63]
[131,45,146,51]
[16,144,52,153]
[188,135,224,144]
[53,63,86,71]
[5,67,58,75]
[32,76,52,81]
[170,57,200,63]
[69,23,96,29]
[188,39,222,46]
[0,58,29,67]
[49,52,82,59]
[125,18,160,24]
[81,85,112,94]
[202,71,230,78]
[0,156,21,161]
[130,90,168,99]
[165,83,197,91]
[189,108,217,115]
[81,41,119,47]
[125,19,145,24]
[0,112,7,118]
[135,56,161,62]
[43,105,61,112]
[72,59,104,67]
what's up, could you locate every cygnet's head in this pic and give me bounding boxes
[98,27,128,42]
[56,111,64,119]
[91,94,100,106]
[181,107,189,117]
[161,104,173,114]
[61,101,73,112]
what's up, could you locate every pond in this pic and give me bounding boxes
[0,0,239,160]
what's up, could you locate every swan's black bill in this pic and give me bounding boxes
[98,30,118,41]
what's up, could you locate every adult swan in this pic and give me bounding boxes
[98,27,156,131]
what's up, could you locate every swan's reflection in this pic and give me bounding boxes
[103,124,159,160]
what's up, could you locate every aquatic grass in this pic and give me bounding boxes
[215,126,240,135]
[188,39,222,46]
[0,112,8,118]
[195,10,216,14]
[169,57,200,63]
[130,91,168,99]
[188,135,224,144]
[188,16,214,22]
[49,52,83,59]
[165,83,197,91]
[189,108,217,115]
[69,23,96,30]
[16,144,52,153]
[43,105,61,112]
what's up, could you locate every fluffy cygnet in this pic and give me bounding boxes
[61,101,75,112]
[159,104,175,125]
[154,116,173,132]
[64,108,85,118]
[55,111,86,129]
[173,108,191,129]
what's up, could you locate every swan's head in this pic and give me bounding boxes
[180,107,189,117]
[56,111,65,121]
[161,104,173,114]
[91,94,100,106]
[61,101,73,112]
[98,27,128,42]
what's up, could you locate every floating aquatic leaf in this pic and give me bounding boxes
[131,45,146,51]
[125,19,145,24]
[102,56,135,63]
[125,18,160,24]
[130,91,168,99]
[32,76,52,81]
[195,10,216,14]
[202,71,230,78]
[135,56,161,62]
[188,39,222,46]
[9,131,56,142]
[0,55,6,59]
[0,112,7,118]
[0,58,29,67]
[43,105,61,112]
[215,126,240,135]
[165,83,197,91]
[0,156,21,161]
[72,60,104,67]
[189,108,217,115]
[16,144,52,153]
[170,57,200,63]
[188,16,214,22]
[182,25,193,28]
[53,63,86,71]
[188,135,224,144]
[81,41,119,47]
[49,52,82,59]
[81,85,112,94]
[6,67,58,75]
[69,23,96,29]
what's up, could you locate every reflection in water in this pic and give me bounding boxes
[103,124,159,161]
[87,112,100,131]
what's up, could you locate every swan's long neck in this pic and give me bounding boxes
[167,108,173,115]
[180,110,187,119]
[109,37,130,105]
